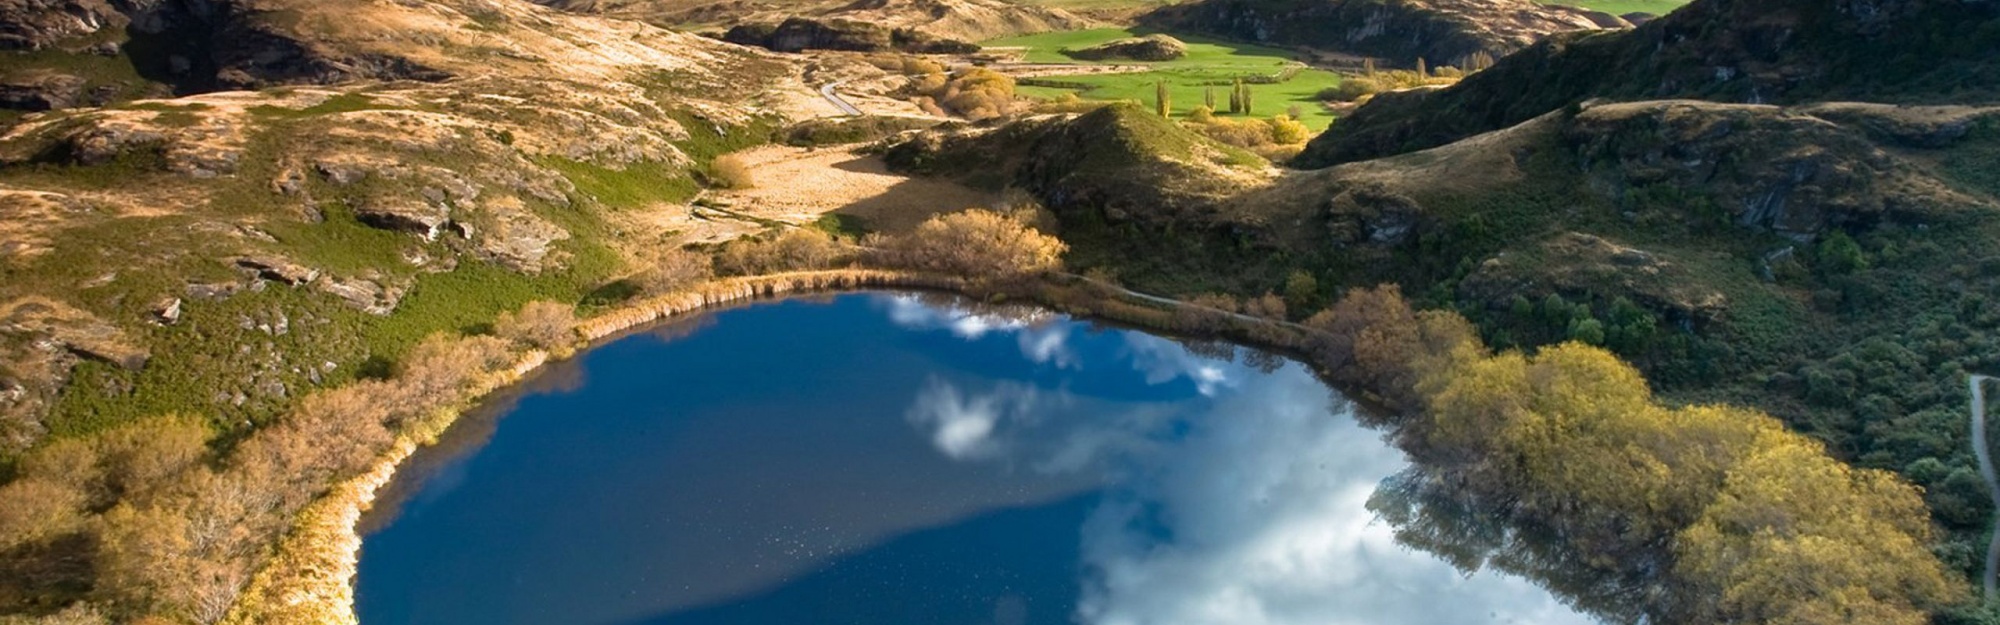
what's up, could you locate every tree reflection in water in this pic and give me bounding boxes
[1368,466,1664,625]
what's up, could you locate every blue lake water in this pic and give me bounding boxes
[355,293,1595,625]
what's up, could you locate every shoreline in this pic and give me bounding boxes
[223,270,966,625]
[225,268,1338,625]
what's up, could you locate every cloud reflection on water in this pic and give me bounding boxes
[896,314,1595,625]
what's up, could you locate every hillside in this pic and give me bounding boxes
[885,96,2000,592]
[1294,0,2000,166]
[592,0,1095,41]
[1138,0,1621,68]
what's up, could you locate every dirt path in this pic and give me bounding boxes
[657,145,999,243]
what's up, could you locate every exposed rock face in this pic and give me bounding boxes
[0,0,124,50]
[722,17,978,54]
[1063,34,1186,61]
[1140,0,1615,66]
[0,0,452,112]
[1561,100,1946,239]
[1295,0,2000,167]
[1457,232,1729,324]
[315,274,406,315]
[0,73,92,110]
[235,253,322,285]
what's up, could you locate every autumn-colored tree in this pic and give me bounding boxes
[495,301,578,351]
[716,227,847,276]
[1675,435,1960,625]
[1242,292,1287,320]
[1267,115,1309,145]
[0,477,85,550]
[877,208,1065,279]
[1154,80,1170,118]
[633,246,713,294]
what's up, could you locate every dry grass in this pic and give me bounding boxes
[701,145,1000,235]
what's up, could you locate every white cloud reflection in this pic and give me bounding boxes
[883,295,1077,368]
[1073,366,1594,625]
[904,377,1045,461]
[900,337,1595,625]
[1122,333,1234,396]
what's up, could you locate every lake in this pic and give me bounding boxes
[356,292,1595,625]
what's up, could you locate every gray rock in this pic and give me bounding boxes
[234,254,321,285]
[315,275,406,315]
[151,297,182,325]
[353,196,449,239]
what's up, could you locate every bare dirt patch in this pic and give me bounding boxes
[705,144,1000,233]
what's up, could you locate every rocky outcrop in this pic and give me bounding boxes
[722,17,978,54]
[0,73,97,111]
[1457,232,1729,324]
[1560,100,1963,239]
[1295,0,2000,167]
[0,0,124,50]
[1063,34,1186,61]
[1140,0,1614,67]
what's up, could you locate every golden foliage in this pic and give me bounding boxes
[1415,340,1962,619]
[710,153,755,190]
[715,228,848,276]
[494,301,578,351]
[875,208,1066,279]
[0,477,85,550]
[632,246,714,295]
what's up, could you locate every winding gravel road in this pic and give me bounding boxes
[1974,373,1997,599]
[819,80,861,116]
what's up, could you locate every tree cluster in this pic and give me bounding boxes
[1296,285,1962,624]
[0,316,549,623]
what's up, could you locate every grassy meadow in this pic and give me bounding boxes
[1535,0,1688,15]
[984,28,1343,130]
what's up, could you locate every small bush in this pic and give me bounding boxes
[632,246,714,294]
[716,228,848,275]
[1267,115,1310,145]
[494,301,578,350]
[711,154,755,190]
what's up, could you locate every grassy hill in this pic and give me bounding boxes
[1295,0,2000,167]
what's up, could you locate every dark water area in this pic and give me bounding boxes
[356,293,1594,625]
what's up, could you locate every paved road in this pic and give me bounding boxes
[1975,374,1998,600]
[819,80,861,116]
